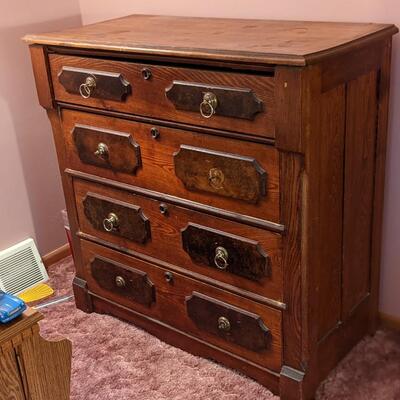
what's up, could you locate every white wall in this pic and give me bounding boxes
[0,2,82,255]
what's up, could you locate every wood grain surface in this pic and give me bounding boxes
[80,239,282,371]
[50,54,276,138]
[62,109,280,223]
[23,15,397,66]
[74,178,283,301]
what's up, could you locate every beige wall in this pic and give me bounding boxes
[0,2,81,255]
[78,0,400,318]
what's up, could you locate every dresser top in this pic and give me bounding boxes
[23,14,397,66]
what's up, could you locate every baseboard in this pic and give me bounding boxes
[379,312,400,332]
[42,243,71,269]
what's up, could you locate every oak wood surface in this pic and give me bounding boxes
[62,109,280,223]
[51,54,276,138]
[0,350,25,400]
[74,178,283,301]
[341,70,377,318]
[23,15,397,66]
[81,239,282,371]
[25,17,398,399]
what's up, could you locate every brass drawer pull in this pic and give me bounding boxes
[200,92,218,118]
[214,246,229,270]
[79,76,96,98]
[208,167,224,189]
[217,316,231,332]
[103,212,119,232]
[115,275,126,288]
[94,142,109,158]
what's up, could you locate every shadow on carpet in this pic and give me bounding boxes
[38,257,400,400]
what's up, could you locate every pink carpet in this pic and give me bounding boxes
[39,256,400,399]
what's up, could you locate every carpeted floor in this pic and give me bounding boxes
[39,256,400,400]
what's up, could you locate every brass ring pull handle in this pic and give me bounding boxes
[94,142,109,158]
[103,212,119,232]
[115,275,126,288]
[218,316,231,332]
[214,246,229,270]
[208,167,225,189]
[79,76,96,98]
[200,92,218,118]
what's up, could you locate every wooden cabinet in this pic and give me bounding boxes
[24,15,398,399]
[0,308,72,400]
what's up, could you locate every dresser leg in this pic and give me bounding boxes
[73,276,93,313]
[280,366,310,400]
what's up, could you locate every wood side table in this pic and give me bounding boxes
[0,307,72,400]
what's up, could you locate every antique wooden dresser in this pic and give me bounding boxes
[24,15,397,399]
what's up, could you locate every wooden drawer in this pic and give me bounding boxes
[80,239,282,371]
[74,179,283,301]
[50,54,275,139]
[63,109,280,223]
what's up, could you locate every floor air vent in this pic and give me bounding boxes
[0,238,48,295]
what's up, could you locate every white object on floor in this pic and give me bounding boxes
[0,238,48,295]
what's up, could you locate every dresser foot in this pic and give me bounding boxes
[73,276,93,313]
[279,366,309,400]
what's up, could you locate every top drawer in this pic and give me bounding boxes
[49,54,275,139]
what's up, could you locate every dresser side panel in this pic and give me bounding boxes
[341,70,378,319]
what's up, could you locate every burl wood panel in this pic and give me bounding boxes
[90,256,155,307]
[174,145,266,204]
[82,192,151,244]
[186,292,271,352]
[58,66,131,101]
[342,71,378,318]
[181,223,269,281]
[62,109,280,223]
[166,81,263,120]
[81,239,282,371]
[50,54,276,138]
[74,178,283,302]
[73,124,141,174]
[24,15,397,66]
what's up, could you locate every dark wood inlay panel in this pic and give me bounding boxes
[186,292,271,352]
[174,145,267,203]
[58,66,131,101]
[90,256,155,307]
[182,223,270,281]
[82,192,151,244]
[166,81,263,120]
[73,124,141,174]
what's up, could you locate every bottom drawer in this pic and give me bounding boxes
[80,239,282,371]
